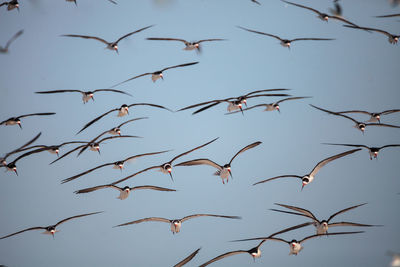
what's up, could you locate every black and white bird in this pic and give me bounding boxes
[0,30,23,53]
[336,109,400,123]
[0,112,55,129]
[111,137,218,184]
[310,105,400,133]
[323,143,400,160]
[226,96,310,114]
[270,203,378,235]
[175,141,262,184]
[344,25,399,44]
[112,62,199,87]
[77,103,170,134]
[113,214,241,234]
[178,89,290,115]
[253,148,360,189]
[1,132,41,166]
[0,211,102,239]
[65,0,117,6]
[146,37,225,53]
[282,0,360,26]
[62,150,169,183]
[35,89,131,104]
[0,0,19,11]
[238,26,334,49]
[174,248,201,267]
[74,184,176,200]
[61,25,154,54]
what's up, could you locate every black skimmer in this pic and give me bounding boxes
[35,89,131,104]
[237,26,334,49]
[344,25,399,44]
[114,214,241,234]
[77,103,171,134]
[0,112,55,129]
[75,184,175,200]
[0,0,19,11]
[1,132,41,166]
[62,150,169,183]
[0,29,23,53]
[253,148,360,189]
[174,248,201,267]
[62,25,153,54]
[111,62,199,87]
[337,109,400,123]
[178,89,290,115]
[310,105,400,133]
[282,0,360,26]
[146,37,225,53]
[174,141,262,184]
[323,143,400,160]
[111,137,218,184]
[270,203,379,234]
[0,211,102,239]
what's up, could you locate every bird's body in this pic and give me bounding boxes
[0,0,19,11]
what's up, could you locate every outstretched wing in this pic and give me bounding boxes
[55,211,103,227]
[327,203,367,223]
[174,248,201,267]
[181,214,241,223]
[170,137,219,163]
[237,26,283,41]
[74,184,122,194]
[114,217,170,227]
[309,149,361,177]
[0,226,46,240]
[199,250,249,267]
[252,175,302,186]
[174,159,222,171]
[115,25,154,43]
[229,141,262,165]
[61,34,109,45]
[160,62,199,72]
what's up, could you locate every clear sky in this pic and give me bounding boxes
[0,0,399,266]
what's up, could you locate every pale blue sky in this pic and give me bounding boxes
[0,0,399,266]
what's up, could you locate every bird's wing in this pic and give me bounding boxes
[111,73,153,88]
[343,25,391,37]
[322,143,368,149]
[225,104,267,115]
[380,109,400,115]
[310,148,361,177]
[18,112,56,119]
[380,144,400,149]
[274,203,317,220]
[366,123,400,129]
[98,135,141,144]
[111,165,161,185]
[199,250,249,267]
[114,217,170,227]
[50,144,86,164]
[197,38,226,43]
[174,159,222,171]
[328,221,379,228]
[77,108,118,134]
[174,248,201,267]
[35,89,83,94]
[4,132,41,158]
[146,37,188,43]
[170,137,219,163]
[244,93,291,100]
[123,150,170,163]
[160,62,199,72]
[192,102,224,115]
[55,211,103,227]
[270,208,316,221]
[269,222,314,237]
[328,15,359,27]
[229,141,262,165]
[61,34,109,45]
[10,147,49,164]
[127,103,172,112]
[276,96,311,104]
[5,29,23,49]
[181,214,241,223]
[92,89,132,96]
[252,175,302,186]
[178,99,225,112]
[115,25,154,43]
[310,104,359,123]
[282,0,321,15]
[291,37,335,42]
[237,26,283,41]
[117,117,148,128]
[61,163,114,184]
[74,184,122,194]
[336,110,371,115]
[300,231,364,243]
[131,185,176,192]
[0,226,46,240]
[375,13,400,18]
[327,203,367,222]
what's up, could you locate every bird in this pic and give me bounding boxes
[230,232,364,256]
[323,143,400,160]
[375,13,400,18]
[253,148,361,189]
[113,214,241,234]
[251,0,261,5]
[0,211,102,239]
[178,89,291,115]
[336,109,400,123]
[76,103,171,134]
[329,1,342,17]
[62,150,170,183]
[66,0,117,6]
[174,141,262,184]
[282,0,360,26]
[50,135,139,164]
[61,25,154,54]
[225,96,311,114]
[237,26,334,49]
[0,0,19,11]
[270,203,378,235]
[35,89,132,104]
[111,62,199,87]
[174,248,201,267]
[0,30,23,53]
[0,112,55,129]
[344,25,399,44]
[111,137,219,184]
[146,37,225,53]
[1,132,41,166]
[75,184,176,200]
[310,104,400,133]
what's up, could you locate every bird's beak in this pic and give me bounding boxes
[17,122,22,129]
[13,168,18,176]
[276,106,280,113]
[91,95,95,102]
[228,169,233,178]
[97,148,101,155]
[301,182,306,191]
[160,74,164,80]
[56,151,59,157]
[115,48,119,55]
[168,170,174,181]
[239,104,244,116]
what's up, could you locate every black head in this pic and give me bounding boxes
[120,104,128,109]
[223,163,231,168]
[122,186,130,191]
[46,226,56,232]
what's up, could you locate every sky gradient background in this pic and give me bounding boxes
[0,0,400,266]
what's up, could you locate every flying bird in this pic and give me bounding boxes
[282,0,360,26]
[0,211,102,239]
[0,0,19,11]
[111,137,219,184]
[253,148,361,189]
[111,62,199,87]
[0,30,23,53]
[62,150,169,183]
[323,143,400,160]
[77,103,170,134]
[174,248,201,267]
[174,141,262,184]
[0,112,55,129]
[270,203,378,235]
[1,132,41,166]
[310,104,400,133]
[344,25,399,44]
[146,37,225,53]
[35,89,131,104]
[61,25,154,53]
[113,214,241,234]
[237,26,334,49]
[75,184,176,200]
[336,109,400,123]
